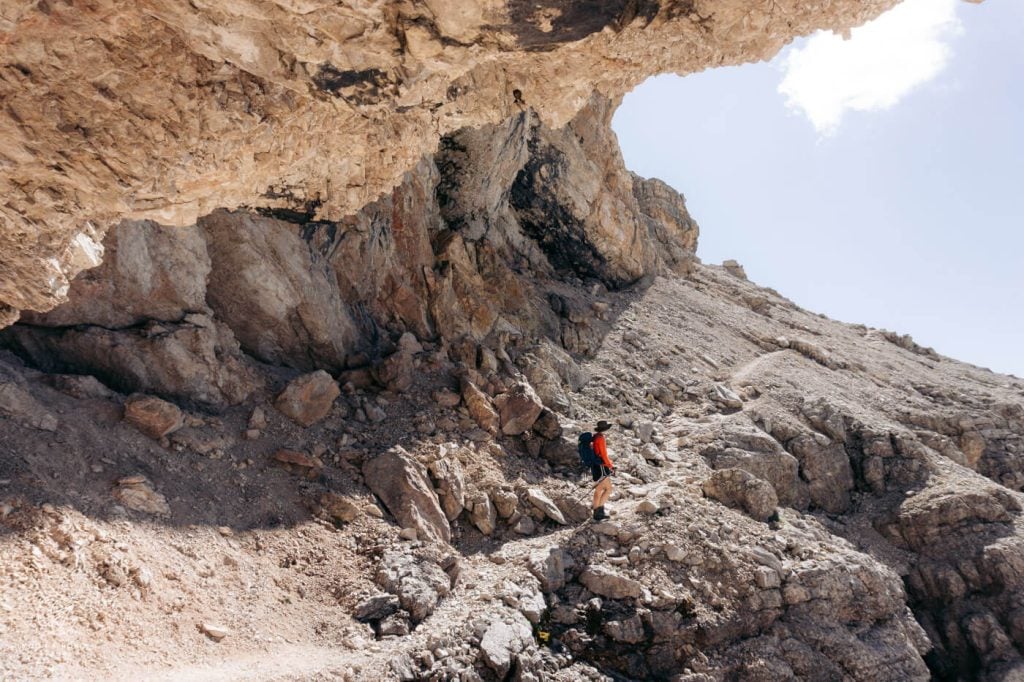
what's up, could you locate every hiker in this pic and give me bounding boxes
[585,420,615,520]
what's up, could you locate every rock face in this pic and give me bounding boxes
[18,221,210,330]
[363,446,451,544]
[0,221,261,409]
[3,96,699,408]
[0,0,897,318]
[200,210,358,372]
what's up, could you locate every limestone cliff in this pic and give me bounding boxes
[2,96,697,406]
[0,0,898,316]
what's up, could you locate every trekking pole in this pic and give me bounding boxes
[577,475,609,505]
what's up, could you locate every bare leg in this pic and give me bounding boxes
[596,478,612,507]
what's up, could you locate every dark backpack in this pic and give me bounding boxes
[578,432,600,467]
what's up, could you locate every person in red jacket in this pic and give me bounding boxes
[591,420,615,520]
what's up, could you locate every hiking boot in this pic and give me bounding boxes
[592,506,607,521]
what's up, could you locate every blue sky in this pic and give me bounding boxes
[613,0,1023,377]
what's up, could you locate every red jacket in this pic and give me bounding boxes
[593,433,614,468]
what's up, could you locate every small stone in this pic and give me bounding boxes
[636,499,659,515]
[710,384,743,410]
[365,403,387,422]
[754,566,781,589]
[123,395,183,440]
[722,259,747,279]
[531,409,563,440]
[468,493,497,535]
[379,612,411,637]
[376,343,416,393]
[113,477,170,517]
[493,382,544,435]
[399,527,418,541]
[320,492,360,523]
[432,389,462,408]
[248,406,268,430]
[461,379,499,434]
[664,546,686,562]
[604,615,645,643]
[200,623,231,641]
[640,443,664,462]
[491,490,518,519]
[273,448,323,471]
[514,516,536,535]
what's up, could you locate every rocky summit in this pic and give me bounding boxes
[1,1,1020,681]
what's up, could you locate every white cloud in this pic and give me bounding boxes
[778,0,962,135]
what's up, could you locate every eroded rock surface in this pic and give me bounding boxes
[0,0,898,317]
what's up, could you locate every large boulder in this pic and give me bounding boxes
[363,446,451,544]
[702,468,779,522]
[274,371,340,427]
[494,382,544,436]
[702,427,806,508]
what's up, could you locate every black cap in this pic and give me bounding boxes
[596,420,613,432]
